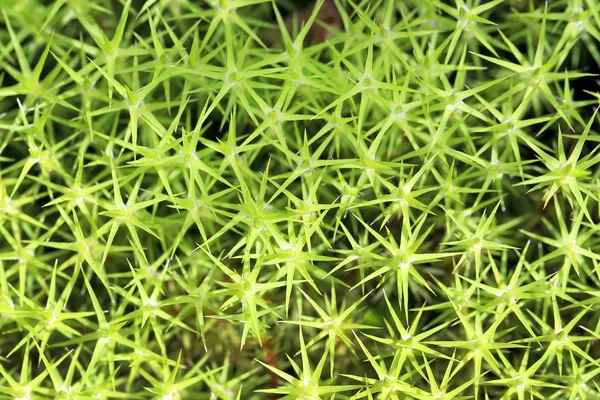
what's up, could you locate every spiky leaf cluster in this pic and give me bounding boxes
[1,0,600,398]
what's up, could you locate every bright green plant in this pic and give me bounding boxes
[1,0,600,398]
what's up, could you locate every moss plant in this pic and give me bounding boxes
[1,0,600,398]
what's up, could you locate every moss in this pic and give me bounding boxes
[0,0,599,398]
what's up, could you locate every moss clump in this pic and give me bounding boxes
[0,0,599,398]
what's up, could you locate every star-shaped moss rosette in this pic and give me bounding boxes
[1,0,600,398]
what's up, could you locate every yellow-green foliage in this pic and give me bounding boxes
[0,0,600,399]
